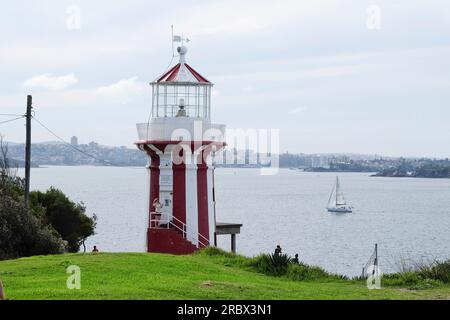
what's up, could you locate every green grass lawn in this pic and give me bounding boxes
[1,251,449,300]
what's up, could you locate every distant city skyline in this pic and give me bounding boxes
[1,1,450,158]
[5,137,449,161]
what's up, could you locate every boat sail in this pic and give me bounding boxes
[327,177,352,213]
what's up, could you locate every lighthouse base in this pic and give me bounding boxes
[147,228,198,255]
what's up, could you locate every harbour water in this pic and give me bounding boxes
[22,166,450,277]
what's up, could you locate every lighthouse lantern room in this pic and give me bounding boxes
[135,44,226,254]
[151,46,212,119]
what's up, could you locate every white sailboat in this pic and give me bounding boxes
[327,176,352,213]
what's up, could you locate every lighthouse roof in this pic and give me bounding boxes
[154,45,211,84]
[156,63,210,84]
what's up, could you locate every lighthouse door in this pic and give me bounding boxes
[158,154,174,225]
[159,169,173,224]
[160,192,173,217]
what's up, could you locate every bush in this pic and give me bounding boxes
[418,260,450,283]
[199,248,345,281]
[0,138,64,260]
[0,195,63,260]
[410,279,442,290]
[382,260,450,289]
[382,272,442,290]
[250,253,292,276]
[0,137,95,258]
[30,188,97,253]
[383,271,421,287]
[286,263,332,281]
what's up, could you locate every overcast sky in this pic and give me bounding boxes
[1,0,449,157]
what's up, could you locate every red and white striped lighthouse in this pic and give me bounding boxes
[135,44,226,254]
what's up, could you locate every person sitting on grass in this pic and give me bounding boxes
[0,279,6,300]
[92,245,99,253]
[292,253,300,264]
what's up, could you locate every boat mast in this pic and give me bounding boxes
[335,176,339,207]
[327,181,335,208]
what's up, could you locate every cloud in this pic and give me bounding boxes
[290,107,307,114]
[24,73,78,90]
[192,18,267,37]
[96,77,146,95]
[182,0,335,38]
[2,77,149,111]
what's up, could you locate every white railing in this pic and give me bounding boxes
[136,118,226,142]
[149,212,210,248]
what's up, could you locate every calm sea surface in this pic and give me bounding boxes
[20,166,450,276]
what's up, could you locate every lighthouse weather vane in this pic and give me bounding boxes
[171,25,190,58]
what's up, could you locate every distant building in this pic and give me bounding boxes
[311,155,330,169]
[70,136,78,146]
[89,141,99,149]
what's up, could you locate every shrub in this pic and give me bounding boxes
[250,253,292,276]
[286,263,332,281]
[0,138,64,260]
[382,260,450,289]
[30,188,97,253]
[409,279,442,290]
[0,137,96,258]
[418,260,450,283]
[199,248,346,281]
[0,195,63,260]
[382,272,443,290]
[382,271,421,287]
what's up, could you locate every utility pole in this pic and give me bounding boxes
[374,243,378,267]
[24,95,32,209]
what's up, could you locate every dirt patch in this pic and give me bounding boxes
[200,281,213,288]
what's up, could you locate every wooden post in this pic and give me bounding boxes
[0,279,5,300]
[231,234,236,253]
[24,95,32,209]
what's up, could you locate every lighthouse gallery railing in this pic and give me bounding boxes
[149,212,210,248]
[136,120,226,142]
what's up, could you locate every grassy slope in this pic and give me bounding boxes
[0,252,449,300]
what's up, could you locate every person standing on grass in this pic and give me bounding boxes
[292,254,300,264]
[274,245,282,257]
[0,279,6,300]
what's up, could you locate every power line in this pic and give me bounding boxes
[31,116,122,167]
[0,116,25,125]
[0,113,24,117]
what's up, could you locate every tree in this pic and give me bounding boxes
[30,188,97,253]
[1,136,96,259]
[0,136,63,260]
[0,196,63,259]
[0,136,23,199]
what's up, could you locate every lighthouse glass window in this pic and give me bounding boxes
[152,83,211,119]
